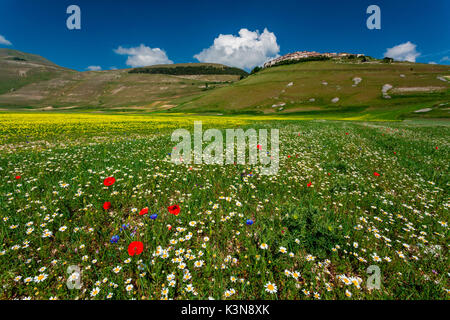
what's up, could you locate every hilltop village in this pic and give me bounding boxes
[263,51,365,67]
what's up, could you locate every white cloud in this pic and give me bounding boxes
[428,61,437,65]
[114,44,173,67]
[86,65,102,71]
[384,41,420,62]
[194,28,280,70]
[441,56,450,62]
[0,34,12,46]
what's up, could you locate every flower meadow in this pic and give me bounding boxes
[0,113,448,300]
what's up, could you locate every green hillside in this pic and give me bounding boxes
[0,49,449,119]
[0,50,243,111]
[0,49,72,95]
[174,60,450,120]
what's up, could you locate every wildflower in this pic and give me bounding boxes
[168,205,181,216]
[260,243,268,250]
[246,219,254,225]
[110,235,119,243]
[194,260,204,268]
[305,254,315,261]
[264,282,277,294]
[34,273,48,283]
[128,241,144,256]
[372,253,381,262]
[90,287,100,297]
[103,177,116,186]
[150,213,158,220]
[279,246,287,254]
[113,266,122,274]
[139,208,148,216]
[103,202,111,210]
[438,221,447,227]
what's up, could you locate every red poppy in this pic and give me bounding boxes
[15,175,21,180]
[168,205,181,216]
[307,182,312,187]
[167,224,172,231]
[139,208,148,216]
[257,144,262,150]
[288,155,291,158]
[373,172,381,177]
[345,132,349,135]
[127,241,143,256]
[435,146,438,150]
[103,177,116,186]
[103,201,111,210]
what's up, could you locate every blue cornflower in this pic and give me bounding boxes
[150,213,158,220]
[110,235,119,243]
[246,219,254,225]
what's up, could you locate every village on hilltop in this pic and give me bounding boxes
[263,51,365,67]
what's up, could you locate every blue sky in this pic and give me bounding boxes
[0,0,449,71]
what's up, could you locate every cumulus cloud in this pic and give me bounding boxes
[0,34,12,46]
[384,41,420,62]
[86,65,102,71]
[194,28,280,70]
[114,44,173,67]
[441,56,450,62]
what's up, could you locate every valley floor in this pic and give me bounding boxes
[0,113,448,299]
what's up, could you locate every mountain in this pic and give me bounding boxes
[0,49,72,96]
[0,49,449,119]
[0,49,244,111]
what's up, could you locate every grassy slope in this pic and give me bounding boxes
[174,60,450,120]
[0,51,242,111]
[1,49,449,120]
[0,49,72,95]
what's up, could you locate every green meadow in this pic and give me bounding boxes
[0,113,448,300]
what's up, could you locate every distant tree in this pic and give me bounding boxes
[251,66,262,74]
[383,57,394,63]
[129,65,248,77]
